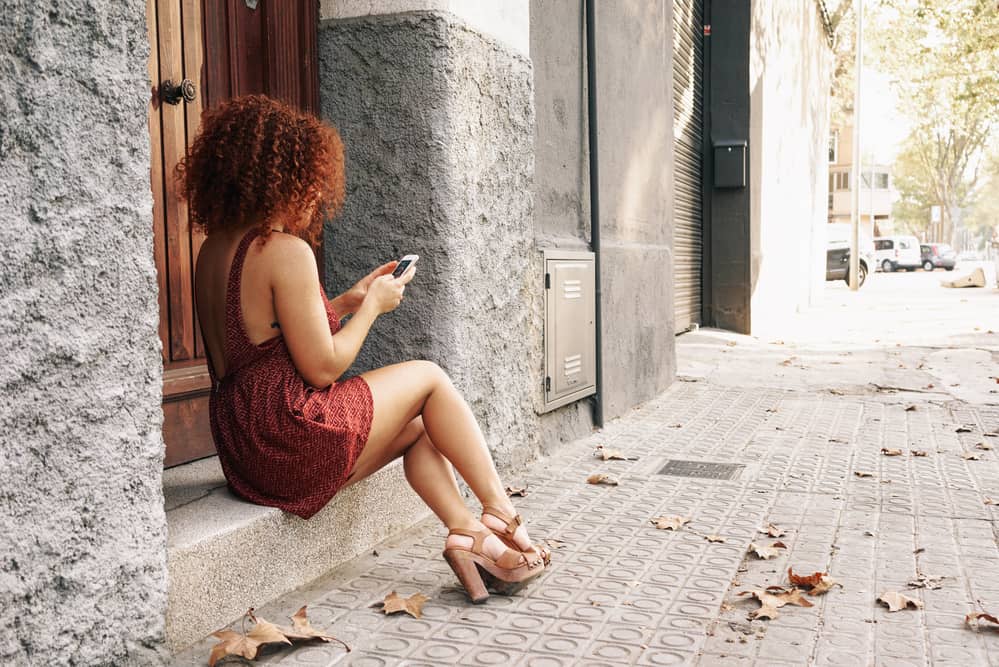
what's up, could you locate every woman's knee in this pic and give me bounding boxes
[408,360,450,386]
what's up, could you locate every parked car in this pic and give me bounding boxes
[874,235,922,272]
[826,242,868,287]
[919,243,956,271]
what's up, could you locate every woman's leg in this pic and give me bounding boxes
[347,361,534,553]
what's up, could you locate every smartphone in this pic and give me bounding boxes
[392,254,419,278]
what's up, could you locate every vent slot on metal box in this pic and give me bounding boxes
[542,250,596,412]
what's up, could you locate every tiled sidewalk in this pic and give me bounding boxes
[173,343,999,666]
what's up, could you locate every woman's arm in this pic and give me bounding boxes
[271,239,409,387]
[328,261,399,317]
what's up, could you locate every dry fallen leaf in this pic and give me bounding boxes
[377,591,429,619]
[587,473,619,486]
[726,341,738,347]
[651,515,691,531]
[542,538,567,550]
[910,450,928,457]
[985,497,998,506]
[963,452,982,461]
[505,485,528,497]
[748,541,787,560]
[956,426,973,433]
[705,534,727,543]
[966,612,999,630]
[877,591,924,612]
[763,523,786,538]
[881,448,903,457]
[594,445,638,461]
[905,405,917,412]
[854,471,875,478]
[739,586,813,620]
[907,573,946,590]
[977,442,994,451]
[787,568,841,596]
[209,611,292,667]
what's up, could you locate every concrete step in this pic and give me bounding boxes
[164,456,431,652]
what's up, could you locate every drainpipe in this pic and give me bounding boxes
[585,0,604,428]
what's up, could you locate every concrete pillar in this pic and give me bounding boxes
[317,6,542,467]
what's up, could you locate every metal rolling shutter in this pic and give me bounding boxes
[672,0,704,332]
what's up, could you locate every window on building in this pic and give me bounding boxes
[833,171,850,191]
[829,131,839,163]
[875,172,889,189]
[828,193,834,211]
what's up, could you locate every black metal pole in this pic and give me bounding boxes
[585,0,604,428]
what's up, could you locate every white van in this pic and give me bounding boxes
[874,235,921,272]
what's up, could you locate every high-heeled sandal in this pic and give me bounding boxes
[481,505,551,567]
[442,527,546,604]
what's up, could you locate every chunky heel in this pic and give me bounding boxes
[442,527,546,604]
[444,550,490,604]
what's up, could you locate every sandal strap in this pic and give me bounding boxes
[447,527,528,568]
[482,505,523,539]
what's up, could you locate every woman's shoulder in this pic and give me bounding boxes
[255,232,320,285]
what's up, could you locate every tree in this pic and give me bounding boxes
[870,0,999,243]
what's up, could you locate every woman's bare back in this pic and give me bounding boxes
[195,228,282,379]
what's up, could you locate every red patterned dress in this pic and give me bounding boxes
[206,228,373,519]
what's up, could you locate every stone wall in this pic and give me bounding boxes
[318,12,543,468]
[0,2,167,664]
[749,0,832,332]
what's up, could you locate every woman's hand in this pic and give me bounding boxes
[336,261,397,314]
[362,265,415,315]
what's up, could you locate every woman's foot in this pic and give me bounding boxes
[480,503,549,566]
[442,521,545,604]
[445,520,514,561]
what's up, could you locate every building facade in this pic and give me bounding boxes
[828,124,893,239]
[0,0,831,661]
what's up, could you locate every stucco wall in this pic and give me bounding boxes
[531,0,676,421]
[321,1,530,56]
[318,12,543,468]
[749,0,832,331]
[0,2,167,664]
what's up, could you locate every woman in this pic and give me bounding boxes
[180,95,547,603]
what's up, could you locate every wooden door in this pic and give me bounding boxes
[147,0,320,468]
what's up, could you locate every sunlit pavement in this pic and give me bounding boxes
[171,263,999,666]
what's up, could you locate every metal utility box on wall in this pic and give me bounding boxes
[713,140,747,188]
[542,250,596,412]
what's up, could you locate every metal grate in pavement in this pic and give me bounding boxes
[657,459,745,480]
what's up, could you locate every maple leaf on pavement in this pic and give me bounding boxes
[963,452,982,461]
[966,612,999,629]
[705,534,727,543]
[276,606,349,651]
[209,612,291,667]
[651,515,691,531]
[587,473,619,486]
[594,445,639,461]
[910,450,928,457]
[763,523,785,538]
[788,568,840,595]
[739,586,813,620]
[977,442,994,451]
[854,471,874,478]
[748,542,786,560]
[505,486,528,497]
[881,448,903,456]
[906,573,946,590]
[377,591,429,618]
[877,591,923,612]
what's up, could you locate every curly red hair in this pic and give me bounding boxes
[177,94,344,247]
